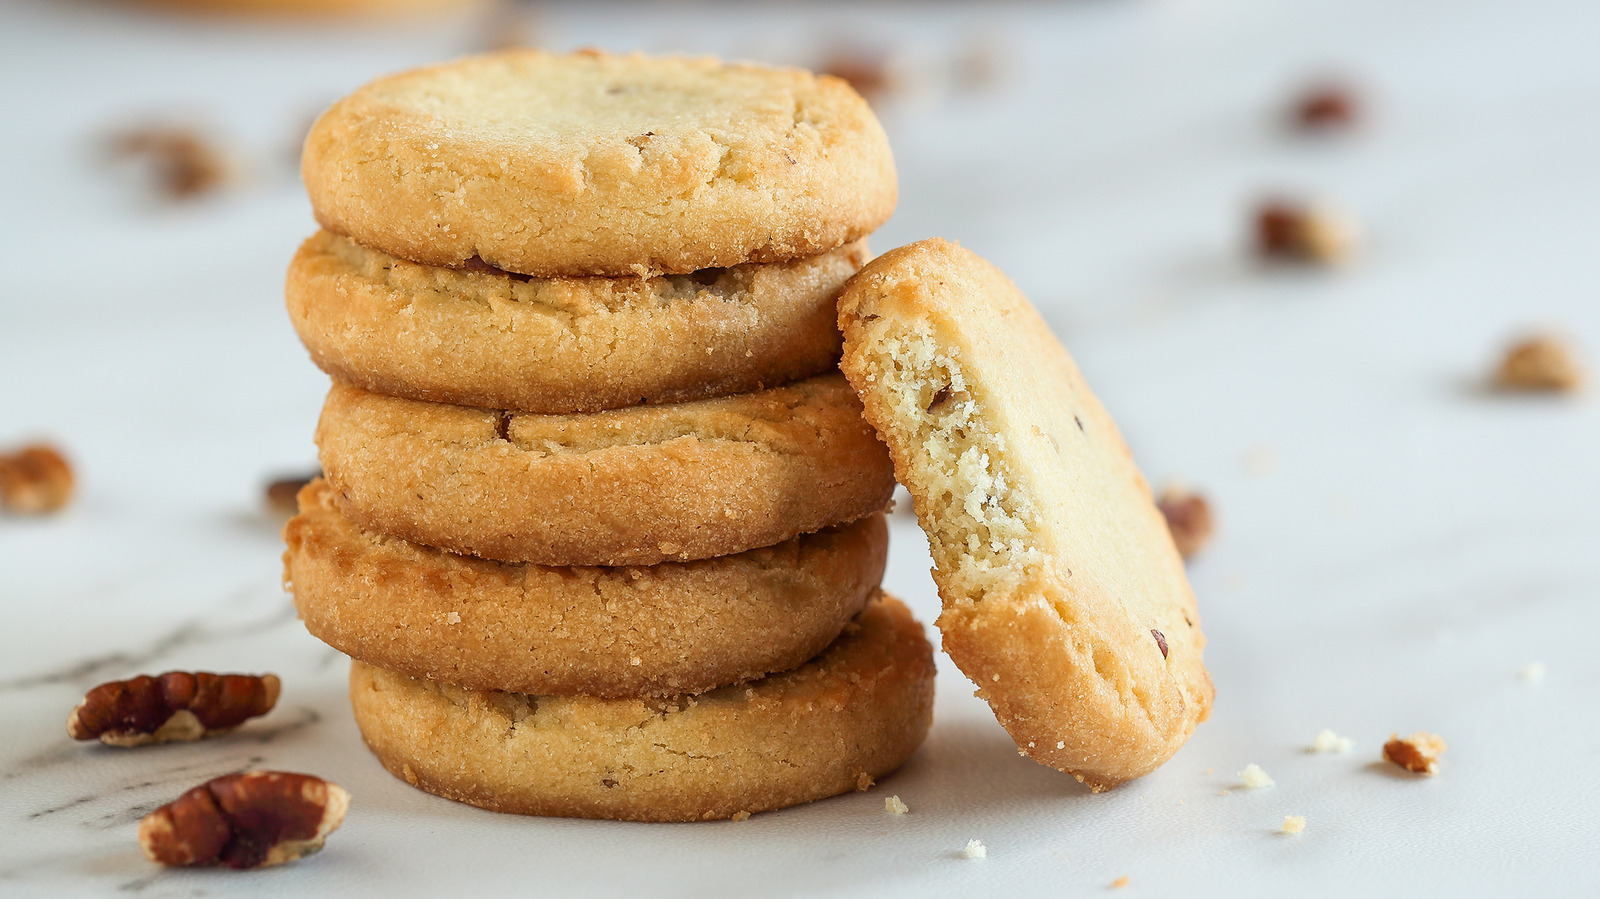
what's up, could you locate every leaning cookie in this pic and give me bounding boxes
[838,239,1212,791]
[316,374,896,566]
[287,230,866,414]
[303,50,896,278]
[349,593,935,822]
[285,479,886,697]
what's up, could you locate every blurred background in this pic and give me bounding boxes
[2,0,1597,895]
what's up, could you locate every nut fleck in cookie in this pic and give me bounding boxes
[838,239,1213,791]
[315,373,895,566]
[287,230,866,413]
[349,593,935,822]
[285,479,886,697]
[302,50,896,278]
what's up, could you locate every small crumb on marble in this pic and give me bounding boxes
[962,839,987,859]
[1281,815,1307,835]
[885,795,908,815]
[1239,764,1275,789]
[1384,732,1446,775]
[1111,875,1130,889]
[1310,729,1353,754]
[1519,662,1546,684]
[1495,334,1584,393]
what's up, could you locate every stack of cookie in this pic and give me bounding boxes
[280,50,935,822]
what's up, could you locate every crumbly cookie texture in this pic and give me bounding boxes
[287,231,867,414]
[348,594,935,822]
[315,373,895,566]
[838,238,1212,791]
[285,479,885,697]
[303,50,896,278]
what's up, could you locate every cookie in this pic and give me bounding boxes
[286,229,867,414]
[837,239,1213,791]
[135,0,480,15]
[315,373,896,566]
[348,592,934,822]
[302,50,896,278]
[285,479,886,697]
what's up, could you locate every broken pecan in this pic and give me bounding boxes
[106,125,233,201]
[1255,198,1358,265]
[264,470,320,517]
[1292,83,1359,131]
[822,52,895,103]
[1495,334,1584,393]
[1383,731,1447,775]
[1157,486,1215,559]
[0,443,75,515]
[68,672,280,747]
[139,771,349,869]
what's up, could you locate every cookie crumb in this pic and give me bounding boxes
[855,772,875,791]
[1519,662,1546,684]
[885,795,909,815]
[1383,732,1446,775]
[0,443,75,515]
[1057,741,1065,750]
[731,811,751,822]
[1310,729,1353,754]
[1495,334,1584,393]
[1254,198,1359,265]
[1281,815,1307,835]
[1238,764,1275,789]
[1111,875,1130,889]
[962,839,987,859]
[445,612,462,625]
[1157,486,1216,558]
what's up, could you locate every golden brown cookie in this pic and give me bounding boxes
[285,479,886,697]
[302,50,896,278]
[315,374,896,566]
[286,230,866,414]
[838,239,1213,791]
[348,593,934,822]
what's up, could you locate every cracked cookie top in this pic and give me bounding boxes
[301,49,897,277]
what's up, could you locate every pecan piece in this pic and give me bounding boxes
[264,469,320,517]
[1255,198,1359,265]
[1495,334,1584,393]
[67,672,280,747]
[106,125,233,201]
[0,443,75,515]
[1383,731,1447,775]
[139,771,349,869]
[1157,486,1215,559]
[1292,82,1359,132]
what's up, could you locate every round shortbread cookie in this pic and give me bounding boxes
[302,50,896,278]
[285,479,887,697]
[348,593,935,822]
[315,373,896,566]
[286,229,867,414]
[838,239,1213,791]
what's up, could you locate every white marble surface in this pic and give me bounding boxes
[3,0,1598,895]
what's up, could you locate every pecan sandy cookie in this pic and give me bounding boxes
[302,50,896,278]
[315,373,896,566]
[287,230,866,413]
[838,239,1213,791]
[349,593,934,822]
[285,479,886,697]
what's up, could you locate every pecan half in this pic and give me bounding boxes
[139,771,349,869]
[106,125,232,201]
[1292,83,1359,131]
[0,443,75,515]
[67,672,280,747]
